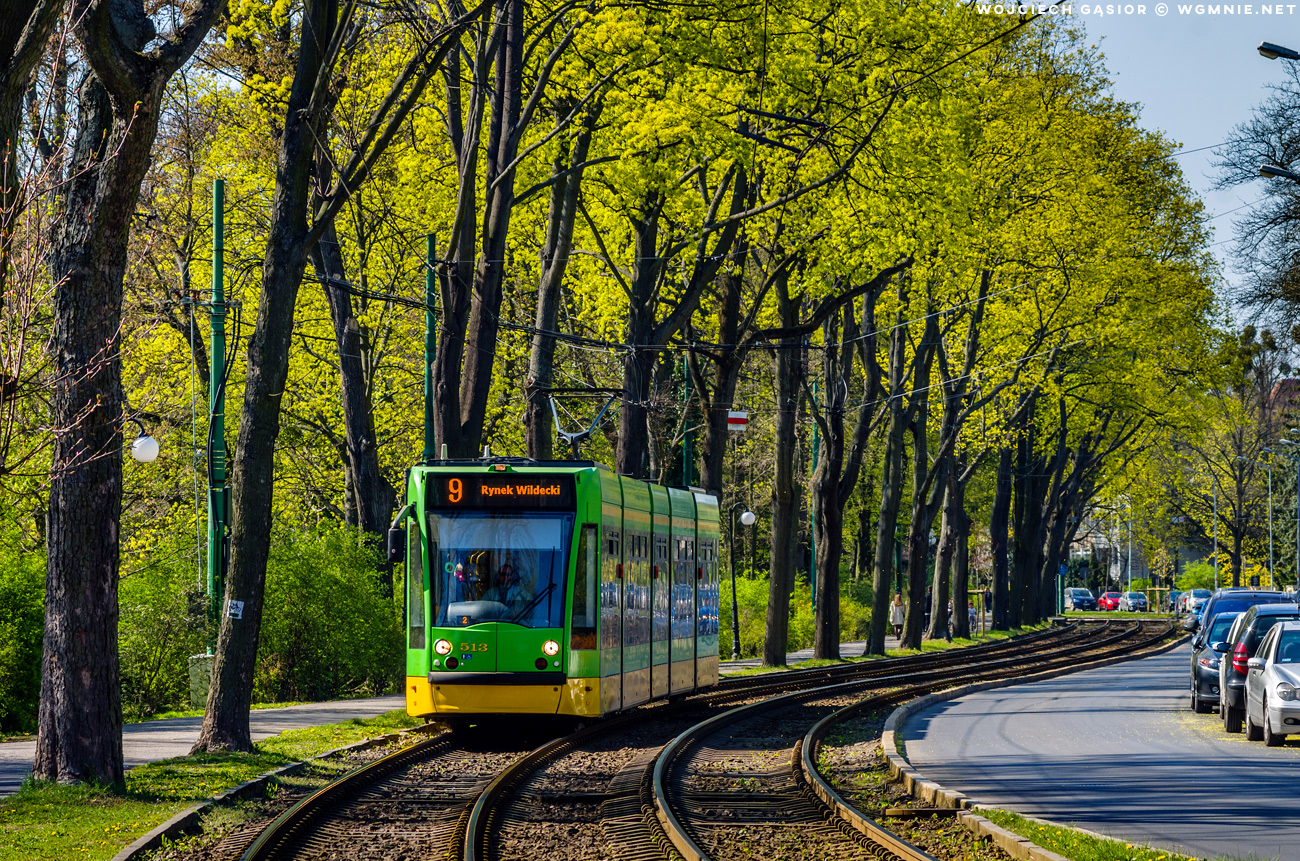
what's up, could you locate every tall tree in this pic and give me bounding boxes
[36,0,224,785]
[194,0,478,753]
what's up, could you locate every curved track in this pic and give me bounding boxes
[230,622,1174,861]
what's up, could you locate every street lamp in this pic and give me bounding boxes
[1260,164,1300,183]
[128,418,159,463]
[1260,41,1300,60]
[729,504,756,660]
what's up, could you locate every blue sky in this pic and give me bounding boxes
[1078,9,1298,298]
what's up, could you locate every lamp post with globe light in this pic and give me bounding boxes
[729,504,756,660]
[128,418,159,463]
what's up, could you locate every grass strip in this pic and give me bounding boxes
[723,625,1041,676]
[0,708,425,861]
[980,809,1201,861]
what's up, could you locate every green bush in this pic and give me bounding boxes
[254,525,403,702]
[1177,560,1216,591]
[0,547,44,733]
[719,574,872,659]
[118,543,208,720]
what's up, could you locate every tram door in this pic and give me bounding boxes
[599,528,622,713]
[651,532,670,698]
[650,486,671,699]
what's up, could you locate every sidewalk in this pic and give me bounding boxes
[0,695,405,797]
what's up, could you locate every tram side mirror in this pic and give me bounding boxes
[387,526,405,564]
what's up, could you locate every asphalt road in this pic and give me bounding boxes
[0,695,406,797]
[903,641,1300,860]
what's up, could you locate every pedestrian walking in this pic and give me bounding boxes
[890,594,905,639]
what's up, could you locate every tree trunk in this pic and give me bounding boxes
[926,458,957,642]
[615,205,661,478]
[523,105,594,460]
[903,416,944,646]
[990,446,1012,630]
[37,0,224,780]
[763,276,801,666]
[948,471,972,639]
[311,219,396,557]
[457,0,523,455]
[697,242,748,496]
[868,301,909,656]
[193,0,339,753]
[810,310,846,659]
[37,71,139,787]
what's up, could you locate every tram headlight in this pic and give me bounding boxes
[542,640,560,657]
[435,639,453,656]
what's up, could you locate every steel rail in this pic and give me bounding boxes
[796,622,1177,856]
[790,738,944,861]
[239,731,461,860]
[234,622,1098,860]
[651,623,1173,861]
[462,625,1093,861]
[713,621,1079,690]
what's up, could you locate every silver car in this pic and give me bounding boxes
[1119,591,1148,612]
[1244,620,1300,746]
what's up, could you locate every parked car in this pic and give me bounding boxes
[1183,588,1286,634]
[1119,591,1149,612]
[1190,610,1242,713]
[1219,601,1300,733]
[1244,620,1300,745]
[1097,591,1121,610]
[1064,587,1096,611]
[1169,590,1184,612]
[1183,589,1213,614]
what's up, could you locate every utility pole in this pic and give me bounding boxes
[809,379,818,607]
[424,235,437,462]
[207,179,227,650]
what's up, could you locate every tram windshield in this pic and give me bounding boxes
[427,511,572,629]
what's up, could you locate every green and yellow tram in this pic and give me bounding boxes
[390,460,721,725]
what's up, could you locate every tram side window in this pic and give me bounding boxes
[407,520,425,649]
[572,524,598,650]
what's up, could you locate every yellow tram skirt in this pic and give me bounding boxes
[406,676,602,717]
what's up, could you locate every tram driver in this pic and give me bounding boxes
[484,560,533,613]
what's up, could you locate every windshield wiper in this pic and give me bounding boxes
[511,582,556,624]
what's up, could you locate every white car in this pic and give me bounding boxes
[1244,620,1300,746]
[1119,591,1149,612]
[1183,589,1212,612]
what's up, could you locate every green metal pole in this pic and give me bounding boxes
[207,179,227,651]
[424,234,437,462]
[810,379,818,608]
[682,357,692,486]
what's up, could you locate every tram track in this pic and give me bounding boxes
[649,621,1174,861]
[205,621,1172,861]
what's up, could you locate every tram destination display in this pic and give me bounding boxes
[427,473,575,509]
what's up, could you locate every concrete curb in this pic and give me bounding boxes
[879,628,1187,859]
[108,724,440,861]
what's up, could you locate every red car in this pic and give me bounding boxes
[1098,592,1122,610]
